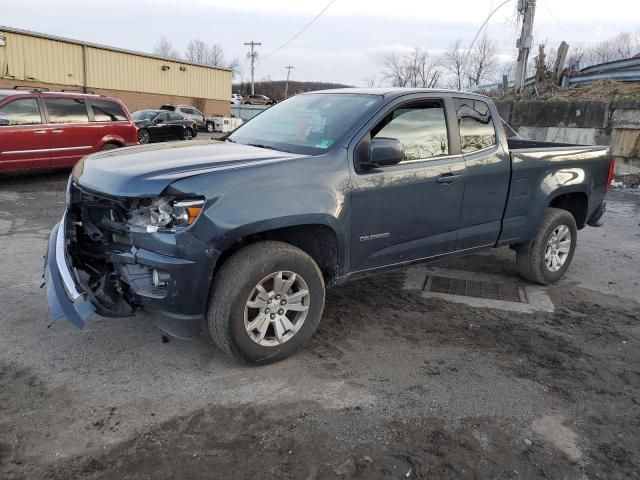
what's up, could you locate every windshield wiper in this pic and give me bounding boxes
[247,143,276,150]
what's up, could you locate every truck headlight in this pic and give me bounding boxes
[128,198,204,232]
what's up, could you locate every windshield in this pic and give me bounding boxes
[229,93,383,155]
[132,110,159,121]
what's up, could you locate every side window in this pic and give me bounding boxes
[0,98,42,125]
[181,108,193,115]
[192,108,203,116]
[168,113,183,121]
[155,112,169,122]
[91,100,127,122]
[453,98,496,153]
[372,102,449,162]
[44,98,89,123]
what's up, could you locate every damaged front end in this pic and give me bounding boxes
[44,180,217,338]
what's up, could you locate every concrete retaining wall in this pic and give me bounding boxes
[496,100,640,173]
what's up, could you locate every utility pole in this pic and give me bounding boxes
[244,41,261,95]
[284,65,295,99]
[514,0,536,91]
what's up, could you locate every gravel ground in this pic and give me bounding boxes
[0,172,638,480]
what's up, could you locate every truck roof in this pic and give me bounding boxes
[306,87,492,101]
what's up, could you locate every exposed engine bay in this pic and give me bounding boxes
[65,183,196,317]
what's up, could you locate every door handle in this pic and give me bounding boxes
[52,129,64,133]
[33,129,48,135]
[436,174,462,184]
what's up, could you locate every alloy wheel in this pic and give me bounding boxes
[244,271,310,347]
[138,129,150,144]
[545,225,572,272]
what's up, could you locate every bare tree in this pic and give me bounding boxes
[382,48,439,88]
[185,39,211,64]
[571,31,640,69]
[364,75,378,87]
[184,39,241,78]
[153,36,180,59]
[441,39,465,90]
[382,52,410,87]
[467,33,498,87]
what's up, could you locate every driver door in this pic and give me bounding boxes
[349,97,466,272]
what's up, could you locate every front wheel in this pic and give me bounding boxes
[182,128,193,140]
[207,241,325,364]
[516,208,577,284]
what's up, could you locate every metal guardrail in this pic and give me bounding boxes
[230,104,270,121]
[580,57,640,74]
[521,56,640,89]
[568,70,640,86]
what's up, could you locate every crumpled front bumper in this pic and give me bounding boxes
[44,218,96,328]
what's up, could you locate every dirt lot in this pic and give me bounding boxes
[1,172,639,479]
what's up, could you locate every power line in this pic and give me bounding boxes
[262,0,336,59]
[461,0,515,84]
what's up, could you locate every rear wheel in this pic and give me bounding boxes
[100,143,120,151]
[516,208,577,284]
[206,122,214,133]
[138,128,150,144]
[207,241,325,364]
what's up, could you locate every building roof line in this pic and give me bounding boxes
[0,25,232,73]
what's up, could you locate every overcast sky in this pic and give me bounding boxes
[2,0,638,86]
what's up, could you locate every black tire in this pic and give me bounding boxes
[206,122,214,133]
[516,207,577,285]
[138,128,150,144]
[100,143,120,151]
[183,128,194,140]
[207,241,325,364]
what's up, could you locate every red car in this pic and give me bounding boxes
[0,89,138,174]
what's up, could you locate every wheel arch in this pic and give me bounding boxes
[213,223,340,286]
[548,189,589,229]
[98,135,125,148]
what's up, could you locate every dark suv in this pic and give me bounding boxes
[0,89,138,174]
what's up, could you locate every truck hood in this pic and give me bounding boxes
[73,141,302,197]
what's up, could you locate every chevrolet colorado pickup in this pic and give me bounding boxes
[44,88,613,364]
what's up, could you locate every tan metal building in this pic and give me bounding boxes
[0,26,232,115]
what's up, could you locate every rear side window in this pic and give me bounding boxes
[372,102,449,162]
[0,98,42,125]
[453,98,496,153]
[91,100,127,122]
[44,98,89,123]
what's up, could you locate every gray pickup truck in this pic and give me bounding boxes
[44,88,613,364]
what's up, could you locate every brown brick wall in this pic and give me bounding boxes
[0,79,230,116]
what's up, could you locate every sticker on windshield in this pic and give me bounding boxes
[315,139,333,149]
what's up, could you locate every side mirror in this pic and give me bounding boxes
[368,137,404,168]
[0,113,9,126]
[154,118,164,124]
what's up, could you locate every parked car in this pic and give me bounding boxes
[45,88,613,365]
[241,94,275,106]
[159,104,214,133]
[0,89,137,174]
[231,94,243,105]
[132,109,197,144]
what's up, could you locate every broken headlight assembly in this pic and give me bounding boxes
[127,197,205,232]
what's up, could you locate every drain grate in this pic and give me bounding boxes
[424,275,528,304]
